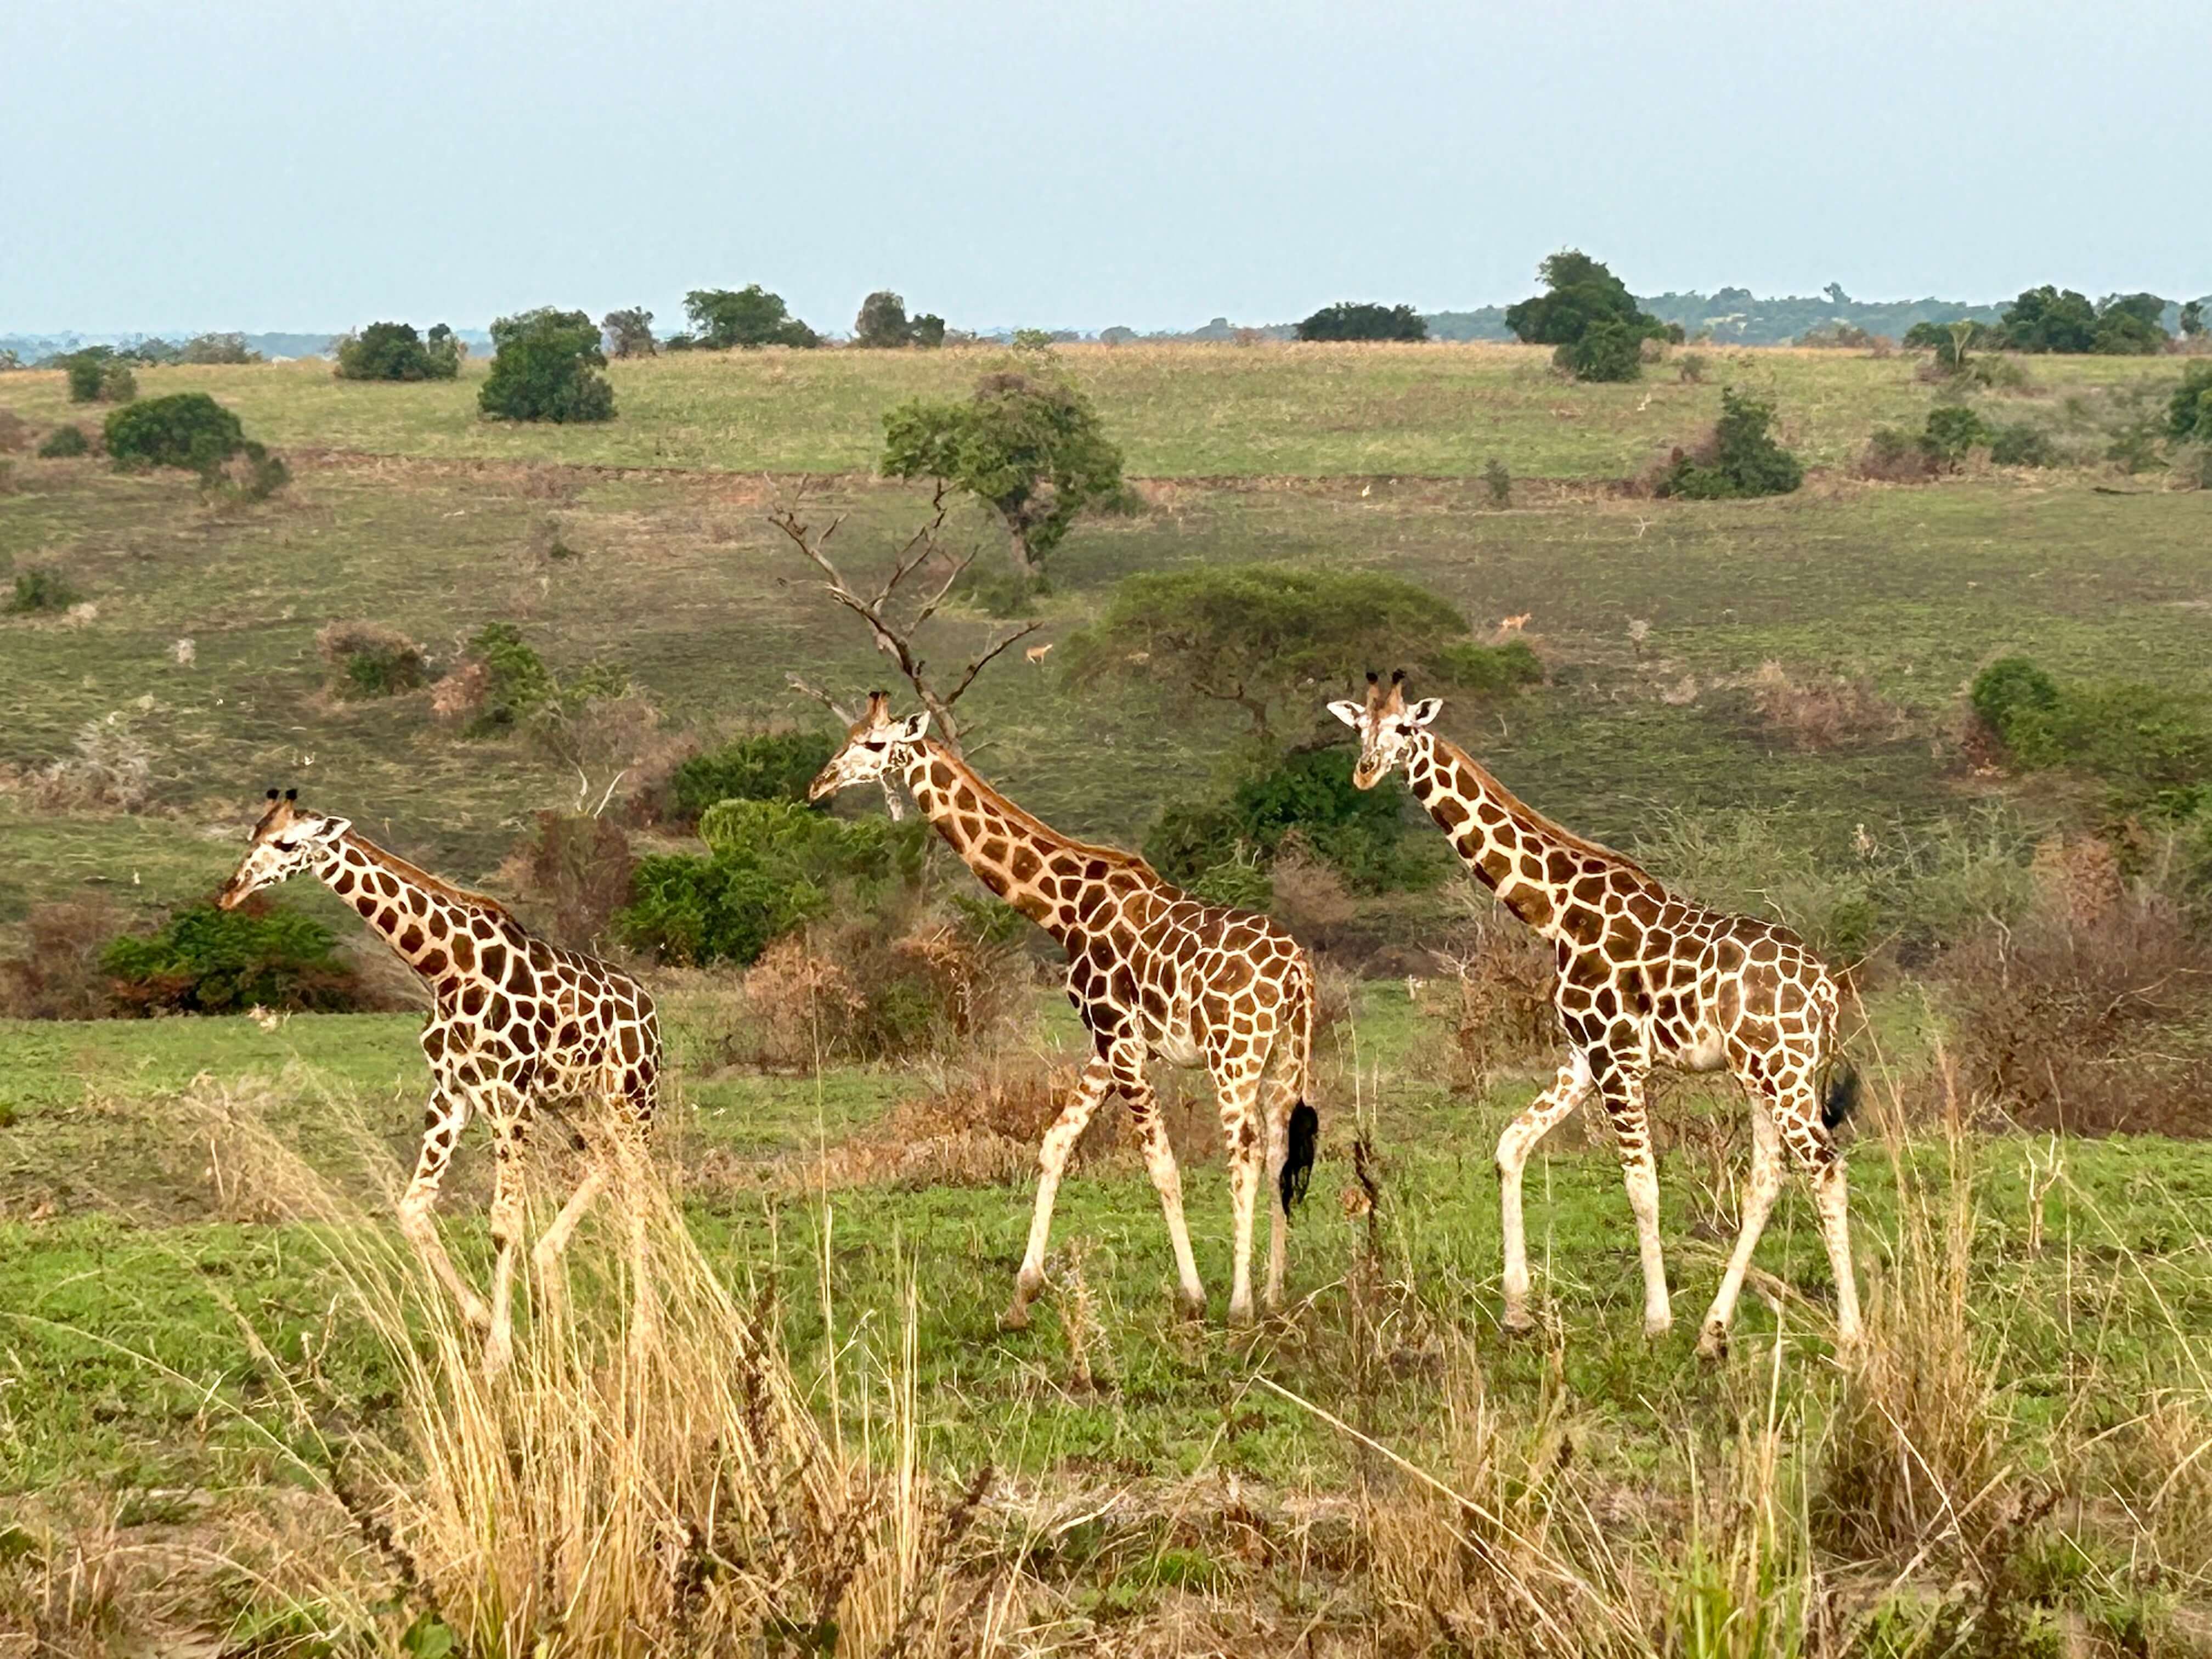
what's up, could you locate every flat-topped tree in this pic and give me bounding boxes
[807,694,1320,1327]
[1330,673,1863,1358]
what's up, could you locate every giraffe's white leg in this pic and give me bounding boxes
[1596,1061,1671,1336]
[481,1104,529,1379]
[1697,1098,1785,1358]
[1261,1074,1294,1312]
[1002,1053,1113,1331]
[1774,1108,1862,1352]
[1124,1054,1207,1321]
[1212,1060,1266,1327]
[1498,1052,1594,1332]
[397,1086,490,1332]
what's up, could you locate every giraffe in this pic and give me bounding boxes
[1329,674,1861,1356]
[217,789,661,1375]
[808,693,1319,1328]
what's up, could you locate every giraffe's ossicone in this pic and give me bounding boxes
[810,693,1320,1328]
[219,789,661,1376]
[1331,673,1862,1355]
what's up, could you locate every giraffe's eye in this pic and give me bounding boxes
[864,741,885,752]
[273,838,299,852]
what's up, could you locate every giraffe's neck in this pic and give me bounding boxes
[900,741,1124,946]
[314,832,500,989]
[1402,732,1658,938]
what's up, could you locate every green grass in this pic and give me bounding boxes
[0,342,2188,478]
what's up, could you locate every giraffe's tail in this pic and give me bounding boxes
[1279,963,1319,1215]
[1821,1063,1862,1132]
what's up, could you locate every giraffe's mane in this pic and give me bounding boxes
[343,833,520,922]
[922,742,1164,880]
[1428,733,1657,884]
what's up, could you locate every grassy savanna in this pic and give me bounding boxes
[1,338,2190,478]
[5,338,2212,1652]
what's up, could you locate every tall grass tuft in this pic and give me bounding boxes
[203,1095,1005,1657]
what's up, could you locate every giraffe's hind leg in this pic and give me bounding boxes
[1775,1096,1862,1352]
[1594,1057,1673,1338]
[481,1100,531,1379]
[1696,1096,1785,1359]
[1208,1047,1267,1327]
[397,1086,490,1333]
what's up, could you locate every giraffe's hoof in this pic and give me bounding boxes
[1696,1325,1729,1362]
[1500,1306,1537,1337]
[481,1335,514,1381]
[1177,1294,1208,1324]
[1643,1314,1674,1339]
[1226,1302,1256,1329]
[997,1301,1033,1333]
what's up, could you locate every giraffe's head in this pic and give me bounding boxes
[806,692,931,802]
[1327,670,1443,789]
[217,789,353,909]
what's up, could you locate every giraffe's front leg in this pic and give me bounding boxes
[397,1082,489,1333]
[1002,1052,1113,1331]
[1497,1052,1594,1332]
[1697,1096,1785,1359]
[1595,1056,1672,1338]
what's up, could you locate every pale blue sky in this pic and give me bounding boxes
[4,0,2203,335]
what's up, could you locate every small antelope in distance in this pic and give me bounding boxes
[218,789,661,1376]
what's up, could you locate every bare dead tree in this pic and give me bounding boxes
[770,481,1041,764]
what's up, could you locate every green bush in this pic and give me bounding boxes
[1144,748,1441,896]
[1971,657,2061,752]
[617,800,923,966]
[1971,657,2212,807]
[1483,457,1511,506]
[1654,388,1803,499]
[1295,302,1427,342]
[661,730,837,825]
[2169,363,2212,442]
[683,285,820,349]
[1433,637,1544,694]
[317,620,429,699]
[101,900,367,1015]
[1988,422,2057,467]
[104,393,245,471]
[464,622,558,731]
[478,308,614,423]
[1505,251,1668,357]
[1558,317,1643,382]
[36,424,88,459]
[1186,855,1274,912]
[6,567,80,614]
[1920,404,1989,471]
[63,349,134,403]
[335,321,462,381]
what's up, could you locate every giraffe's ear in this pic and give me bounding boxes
[1325,699,1364,729]
[1406,698,1443,727]
[891,710,930,744]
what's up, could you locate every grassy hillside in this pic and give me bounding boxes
[3,340,2186,478]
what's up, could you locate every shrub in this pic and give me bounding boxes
[6,566,80,614]
[334,321,461,381]
[1065,563,1472,743]
[1505,250,1667,358]
[104,392,245,471]
[1971,657,2212,806]
[1903,318,2003,370]
[2169,363,2212,441]
[881,368,1127,575]
[315,620,429,699]
[853,290,914,347]
[1919,404,1989,471]
[455,621,558,731]
[0,410,25,453]
[658,730,837,826]
[478,308,614,422]
[1652,387,1803,499]
[683,285,820,349]
[101,899,370,1015]
[601,307,656,358]
[1432,637,1544,695]
[1186,853,1274,912]
[1482,457,1510,506]
[617,801,922,966]
[35,713,154,811]
[36,424,88,458]
[1997,285,2170,355]
[1677,351,1709,383]
[1146,748,1441,896]
[1988,421,2057,467]
[63,349,135,403]
[1970,656,2062,754]
[0,901,122,1019]
[1295,302,1427,342]
[1557,318,1643,381]
[1746,661,1904,750]
[199,442,290,504]
[1859,426,1933,482]
[911,313,947,349]
[507,810,636,950]
[1430,905,1559,1090]
[178,332,261,365]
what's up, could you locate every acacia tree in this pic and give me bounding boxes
[769,483,1039,772]
[479,308,614,422]
[684,285,820,348]
[1295,302,1427,342]
[1064,564,1470,745]
[879,369,1127,577]
[1504,250,1669,380]
[853,290,912,347]
[601,308,656,357]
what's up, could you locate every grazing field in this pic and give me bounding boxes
[4,341,2212,1654]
